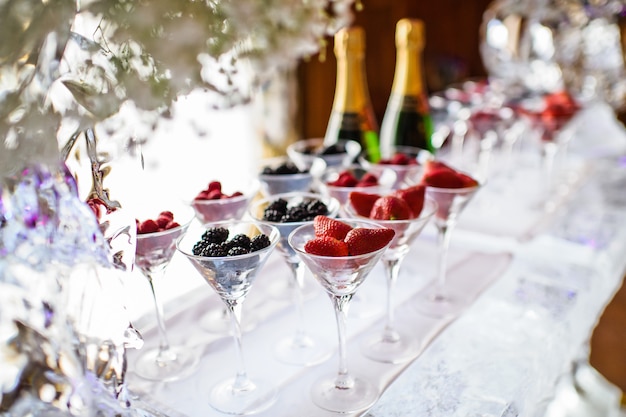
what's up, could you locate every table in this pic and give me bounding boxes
[124,102,626,416]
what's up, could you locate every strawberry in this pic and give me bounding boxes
[138,219,159,234]
[348,191,380,217]
[422,160,454,177]
[369,195,412,220]
[329,171,358,187]
[344,227,395,255]
[356,173,379,187]
[304,236,349,257]
[422,169,466,189]
[457,172,479,187]
[393,184,425,217]
[313,215,353,240]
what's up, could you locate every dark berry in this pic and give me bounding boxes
[261,162,305,175]
[201,243,228,257]
[228,246,250,256]
[192,241,206,255]
[285,206,307,222]
[262,209,284,222]
[320,143,346,155]
[266,198,289,213]
[201,227,229,244]
[229,233,251,250]
[250,234,271,251]
[306,199,329,216]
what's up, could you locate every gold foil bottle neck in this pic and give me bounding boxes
[396,18,424,50]
[334,26,366,58]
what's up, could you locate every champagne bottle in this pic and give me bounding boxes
[380,18,435,155]
[324,26,381,162]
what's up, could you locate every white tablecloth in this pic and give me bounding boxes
[123,103,626,417]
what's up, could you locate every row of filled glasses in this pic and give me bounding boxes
[129,143,483,415]
[430,78,583,211]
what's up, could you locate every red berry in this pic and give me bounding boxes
[207,189,222,200]
[156,216,170,228]
[344,227,395,255]
[304,236,349,257]
[313,215,353,240]
[393,184,426,218]
[369,196,412,220]
[348,191,381,217]
[164,221,180,230]
[138,219,159,234]
[207,181,222,193]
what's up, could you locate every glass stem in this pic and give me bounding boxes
[146,273,174,364]
[227,300,253,393]
[435,223,453,300]
[382,258,402,343]
[331,294,354,390]
[289,260,309,347]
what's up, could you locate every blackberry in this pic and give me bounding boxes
[192,240,206,255]
[284,206,308,222]
[229,233,251,250]
[201,227,229,244]
[320,143,346,155]
[250,234,271,252]
[228,246,250,256]
[266,198,289,213]
[306,199,329,216]
[262,162,305,175]
[262,209,284,222]
[201,243,228,257]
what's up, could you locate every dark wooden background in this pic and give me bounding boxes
[296,0,626,394]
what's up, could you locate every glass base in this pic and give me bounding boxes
[133,345,199,382]
[414,290,463,319]
[199,306,258,335]
[361,328,421,364]
[274,333,332,367]
[209,376,278,415]
[311,374,379,413]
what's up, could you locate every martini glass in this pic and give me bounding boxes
[133,211,199,382]
[346,199,437,363]
[288,219,393,413]
[177,221,280,415]
[517,92,580,209]
[190,178,260,335]
[249,192,340,366]
[416,181,482,318]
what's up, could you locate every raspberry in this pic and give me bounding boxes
[138,219,159,234]
[207,181,222,193]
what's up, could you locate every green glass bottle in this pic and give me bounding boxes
[324,26,381,162]
[380,18,435,155]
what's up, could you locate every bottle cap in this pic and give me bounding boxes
[334,26,365,58]
[396,18,425,50]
